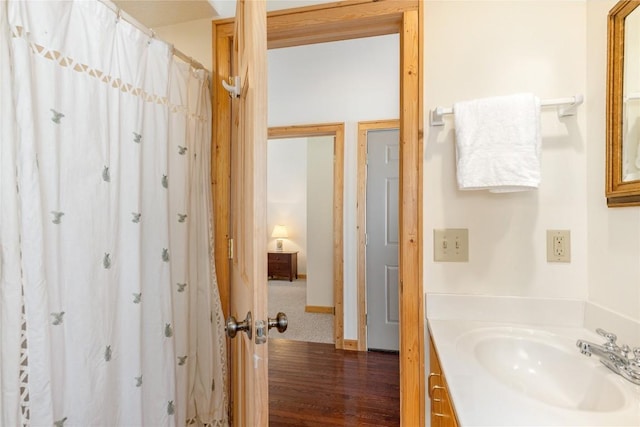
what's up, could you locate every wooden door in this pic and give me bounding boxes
[227,1,268,425]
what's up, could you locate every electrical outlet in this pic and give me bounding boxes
[547,230,571,262]
[434,228,469,262]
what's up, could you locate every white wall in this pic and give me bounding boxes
[423,0,639,341]
[267,138,307,270]
[423,1,588,300]
[268,35,399,338]
[306,136,334,308]
[155,18,212,70]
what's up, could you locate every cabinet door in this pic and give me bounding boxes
[429,336,458,427]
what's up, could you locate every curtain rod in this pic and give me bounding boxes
[99,0,208,73]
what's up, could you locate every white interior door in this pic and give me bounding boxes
[227,1,269,425]
[366,129,400,351]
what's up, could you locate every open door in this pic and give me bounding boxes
[214,2,423,425]
[222,1,274,425]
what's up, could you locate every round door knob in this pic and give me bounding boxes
[225,316,239,338]
[225,312,252,339]
[268,312,288,333]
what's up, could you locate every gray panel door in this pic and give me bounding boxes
[366,129,399,351]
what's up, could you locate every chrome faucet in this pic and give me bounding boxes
[576,328,640,386]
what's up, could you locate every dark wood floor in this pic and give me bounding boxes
[269,339,400,426]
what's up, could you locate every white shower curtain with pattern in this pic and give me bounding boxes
[0,1,227,426]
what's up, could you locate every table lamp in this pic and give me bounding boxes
[271,225,288,251]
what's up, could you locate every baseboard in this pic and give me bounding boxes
[305,305,334,314]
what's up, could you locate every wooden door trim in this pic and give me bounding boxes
[212,1,424,424]
[268,123,345,349]
[399,10,424,425]
[356,119,400,352]
[211,1,417,49]
[212,23,232,319]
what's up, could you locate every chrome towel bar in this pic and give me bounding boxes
[430,94,584,126]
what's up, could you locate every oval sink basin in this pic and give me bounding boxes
[457,328,626,412]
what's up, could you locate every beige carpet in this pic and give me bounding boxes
[267,279,333,344]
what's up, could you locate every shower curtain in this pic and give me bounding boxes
[0,1,228,426]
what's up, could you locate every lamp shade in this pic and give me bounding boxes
[271,225,289,239]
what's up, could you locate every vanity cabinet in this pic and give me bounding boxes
[429,334,459,427]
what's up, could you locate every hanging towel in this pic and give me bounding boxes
[453,93,541,192]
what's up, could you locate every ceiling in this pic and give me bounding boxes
[112,1,217,28]
[112,0,337,29]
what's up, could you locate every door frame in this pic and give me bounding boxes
[268,123,345,349]
[356,119,400,352]
[212,1,424,424]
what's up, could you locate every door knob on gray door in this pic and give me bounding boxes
[226,311,252,339]
[268,312,288,333]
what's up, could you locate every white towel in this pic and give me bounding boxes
[453,93,541,192]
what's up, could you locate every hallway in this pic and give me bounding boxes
[269,340,400,426]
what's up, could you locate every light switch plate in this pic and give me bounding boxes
[434,228,469,262]
[547,230,571,262]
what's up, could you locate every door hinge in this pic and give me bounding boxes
[365,313,368,325]
[365,233,369,245]
[228,238,234,260]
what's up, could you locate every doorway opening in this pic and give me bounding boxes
[267,123,345,347]
[212,1,424,423]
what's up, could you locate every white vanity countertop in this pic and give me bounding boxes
[428,319,640,426]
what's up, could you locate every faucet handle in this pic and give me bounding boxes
[621,344,631,358]
[596,328,618,347]
[630,348,640,368]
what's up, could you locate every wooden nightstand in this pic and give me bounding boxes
[268,251,298,281]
